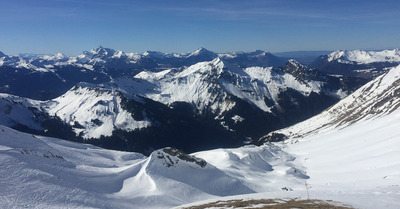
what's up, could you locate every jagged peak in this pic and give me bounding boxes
[285,59,306,69]
[283,59,321,81]
[90,46,116,56]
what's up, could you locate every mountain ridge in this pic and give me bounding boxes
[0,58,358,154]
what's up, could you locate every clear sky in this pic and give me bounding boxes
[1,0,399,56]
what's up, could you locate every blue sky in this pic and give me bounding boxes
[0,0,399,55]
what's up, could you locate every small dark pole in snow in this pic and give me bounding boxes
[305,181,310,200]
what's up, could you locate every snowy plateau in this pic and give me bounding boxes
[0,63,400,208]
[1,48,400,208]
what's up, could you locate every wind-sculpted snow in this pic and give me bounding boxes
[0,125,306,209]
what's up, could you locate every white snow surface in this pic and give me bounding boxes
[328,49,400,64]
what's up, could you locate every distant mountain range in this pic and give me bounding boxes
[311,49,400,79]
[0,57,363,154]
[2,47,399,101]
[0,47,285,100]
[1,47,399,154]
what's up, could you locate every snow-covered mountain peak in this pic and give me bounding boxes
[286,59,303,68]
[250,50,272,57]
[90,46,116,56]
[327,49,400,64]
[189,47,213,56]
[0,51,6,58]
[174,58,227,78]
[143,50,166,58]
[41,53,67,61]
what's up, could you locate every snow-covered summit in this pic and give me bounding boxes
[188,47,217,57]
[40,53,67,61]
[327,49,400,64]
[129,58,337,115]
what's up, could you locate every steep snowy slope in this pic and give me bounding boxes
[281,107,400,209]
[260,64,400,141]
[45,83,152,139]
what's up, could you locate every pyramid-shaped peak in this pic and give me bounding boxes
[189,47,216,57]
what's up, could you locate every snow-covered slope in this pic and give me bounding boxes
[282,108,400,209]
[260,64,400,141]
[179,105,400,209]
[0,126,307,209]
[45,83,151,139]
